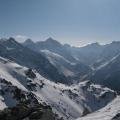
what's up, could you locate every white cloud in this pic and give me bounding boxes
[14,35,29,42]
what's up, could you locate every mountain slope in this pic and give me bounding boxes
[23,37,76,63]
[72,41,120,67]
[71,43,105,65]
[23,38,92,82]
[91,54,120,91]
[0,38,68,84]
[0,56,116,120]
[77,96,120,120]
[40,49,91,81]
[92,41,120,69]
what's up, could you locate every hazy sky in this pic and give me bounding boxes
[0,0,120,46]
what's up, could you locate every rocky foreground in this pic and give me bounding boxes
[0,103,61,120]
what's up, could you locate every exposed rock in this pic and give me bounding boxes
[112,113,120,120]
[82,106,91,116]
[25,69,36,79]
[0,103,59,120]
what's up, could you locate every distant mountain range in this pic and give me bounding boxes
[23,37,120,67]
[0,37,120,120]
[23,37,92,83]
[0,37,120,90]
[23,37,120,91]
[0,37,68,84]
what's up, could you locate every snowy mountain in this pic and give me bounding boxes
[0,37,68,84]
[0,56,116,120]
[91,54,120,91]
[23,38,120,90]
[92,41,120,69]
[0,37,120,119]
[40,49,91,81]
[23,38,92,82]
[70,41,120,69]
[23,38,120,68]
[77,96,120,120]
[0,37,92,84]
[23,38,36,49]
[23,37,76,63]
[71,42,105,65]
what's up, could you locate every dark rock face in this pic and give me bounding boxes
[0,78,62,120]
[112,113,120,120]
[82,107,91,116]
[25,69,36,79]
[0,103,56,120]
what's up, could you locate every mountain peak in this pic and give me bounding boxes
[24,39,34,44]
[5,37,18,44]
[0,37,15,42]
[23,39,35,47]
[8,37,16,42]
[45,37,61,46]
[46,37,55,41]
[0,37,22,49]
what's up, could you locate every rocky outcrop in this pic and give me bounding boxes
[25,69,36,79]
[0,103,59,120]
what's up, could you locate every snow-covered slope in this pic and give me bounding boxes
[41,49,75,77]
[41,49,92,82]
[91,54,120,91]
[0,56,116,120]
[77,96,120,120]
[92,54,120,71]
[41,49,73,65]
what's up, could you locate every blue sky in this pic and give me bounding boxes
[0,0,120,46]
